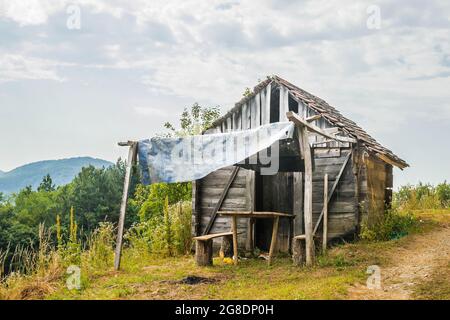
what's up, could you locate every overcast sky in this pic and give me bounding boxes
[0,0,449,188]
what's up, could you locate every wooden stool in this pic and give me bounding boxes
[193,232,234,266]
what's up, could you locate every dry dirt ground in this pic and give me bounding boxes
[347,221,450,299]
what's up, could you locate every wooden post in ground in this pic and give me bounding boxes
[114,141,137,271]
[231,216,238,265]
[268,216,280,266]
[220,234,233,258]
[195,239,213,266]
[301,126,315,266]
[245,170,255,251]
[322,174,328,255]
[292,235,306,265]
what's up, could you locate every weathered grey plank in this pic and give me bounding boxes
[265,83,271,124]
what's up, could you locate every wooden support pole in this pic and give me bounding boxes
[301,126,315,266]
[322,174,328,255]
[246,218,255,252]
[114,142,138,271]
[220,234,233,258]
[232,216,238,265]
[352,145,361,237]
[192,180,201,236]
[268,216,280,266]
[245,169,255,251]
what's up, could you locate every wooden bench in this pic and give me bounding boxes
[193,232,234,266]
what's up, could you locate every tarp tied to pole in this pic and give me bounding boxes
[138,121,295,184]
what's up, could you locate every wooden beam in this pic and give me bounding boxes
[232,215,238,265]
[306,114,322,122]
[310,128,339,137]
[301,125,315,266]
[118,140,136,147]
[286,111,356,144]
[312,151,352,235]
[193,231,234,241]
[245,170,255,251]
[192,180,201,236]
[322,174,328,255]
[352,145,361,236]
[268,216,280,266]
[203,166,240,235]
[376,152,408,170]
[219,211,293,218]
[114,142,138,271]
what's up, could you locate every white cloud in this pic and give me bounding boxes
[0,53,70,82]
[0,0,64,26]
[0,0,123,26]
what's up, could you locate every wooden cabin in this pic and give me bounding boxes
[191,76,408,257]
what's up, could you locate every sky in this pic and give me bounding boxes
[0,0,449,188]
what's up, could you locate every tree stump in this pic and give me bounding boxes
[220,235,233,258]
[292,238,306,266]
[195,239,213,266]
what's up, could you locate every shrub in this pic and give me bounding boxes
[360,208,418,241]
[84,222,115,272]
[394,182,450,210]
[125,200,192,256]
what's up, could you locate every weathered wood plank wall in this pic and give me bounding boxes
[361,155,393,219]
[312,148,357,240]
[198,166,252,248]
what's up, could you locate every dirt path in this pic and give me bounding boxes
[347,224,450,299]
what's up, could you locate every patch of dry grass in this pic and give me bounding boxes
[413,262,450,300]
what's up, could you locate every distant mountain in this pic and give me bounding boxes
[0,157,113,194]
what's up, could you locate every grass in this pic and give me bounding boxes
[48,255,366,300]
[2,209,449,300]
[46,235,412,300]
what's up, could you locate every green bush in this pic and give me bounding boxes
[84,222,115,271]
[125,200,192,256]
[360,208,418,241]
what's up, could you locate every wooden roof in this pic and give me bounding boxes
[211,75,409,169]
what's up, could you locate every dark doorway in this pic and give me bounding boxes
[254,172,294,252]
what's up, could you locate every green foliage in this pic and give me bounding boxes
[163,103,220,136]
[360,208,418,241]
[0,160,129,275]
[394,181,450,210]
[131,182,191,222]
[67,161,132,233]
[37,174,55,192]
[125,201,192,256]
[84,222,115,272]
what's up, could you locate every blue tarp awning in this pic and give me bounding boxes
[138,122,295,184]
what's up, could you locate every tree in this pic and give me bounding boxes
[37,174,55,192]
[164,103,220,136]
